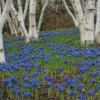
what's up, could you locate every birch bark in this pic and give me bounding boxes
[62,0,78,27]
[84,0,95,45]
[11,1,30,43]
[94,0,100,46]
[0,0,12,63]
[37,0,49,37]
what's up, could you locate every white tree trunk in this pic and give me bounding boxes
[23,0,29,21]
[94,0,100,46]
[0,0,12,63]
[11,1,30,43]
[10,10,20,35]
[1,0,17,36]
[84,0,95,45]
[37,0,49,37]
[62,0,78,27]
[29,0,38,40]
[69,0,95,45]
[0,5,1,17]
[71,0,79,25]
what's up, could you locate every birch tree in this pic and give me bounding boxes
[0,0,12,63]
[1,0,18,37]
[94,0,100,46]
[62,0,96,45]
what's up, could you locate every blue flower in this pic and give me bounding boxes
[35,62,40,67]
[45,82,52,87]
[40,67,44,70]
[27,67,32,71]
[28,73,34,77]
[23,77,29,82]
[69,91,77,97]
[87,90,95,96]
[63,61,67,64]
[7,82,13,88]
[16,89,21,95]
[72,61,78,65]
[10,76,18,83]
[24,83,30,88]
[44,74,53,82]
[63,76,69,82]
[90,71,99,77]
[21,67,26,71]
[58,85,65,92]
[68,83,76,89]
[78,77,83,81]
[43,70,47,73]
[44,58,48,63]
[90,78,97,84]
[78,93,87,100]
[54,83,60,88]
[96,84,100,90]
[22,91,31,97]
[3,78,11,84]
[0,95,2,98]
[58,67,63,71]
[76,84,85,91]
[18,82,22,86]
[12,86,20,93]
[34,72,39,76]
[50,61,53,63]
[0,88,1,92]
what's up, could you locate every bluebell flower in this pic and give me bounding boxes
[44,75,53,82]
[18,82,22,86]
[63,76,69,82]
[0,88,1,92]
[27,67,32,71]
[68,83,76,89]
[10,76,18,83]
[67,54,72,58]
[40,67,44,70]
[45,82,52,87]
[43,70,47,73]
[58,85,65,92]
[66,79,72,84]
[28,73,34,77]
[3,78,11,84]
[24,83,30,88]
[64,61,67,64]
[21,67,26,71]
[76,84,85,91]
[35,62,40,67]
[90,71,99,77]
[58,67,63,71]
[72,61,78,65]
[12,86,20,93]
[22,91,31,97]
[44,58,48,63]
[69,91,77,97]
[72,78,78,83]
[90,78,97,84]
[50,61,53,63]
[7,82,13,88]
[78,93,87,100]
[54,83,60,88]
[87,90,95,96]
[34,72,39,76]
[0,95,2,99]
[96,84,100,90]
[78,77,83,81]
[23,77,29,82]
